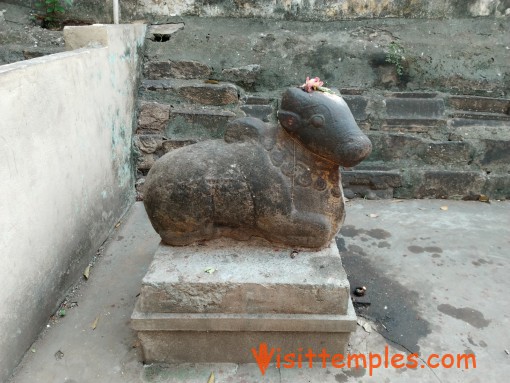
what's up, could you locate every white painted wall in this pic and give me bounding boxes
[0,24,146,381]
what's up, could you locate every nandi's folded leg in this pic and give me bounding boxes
[257,210,334,248]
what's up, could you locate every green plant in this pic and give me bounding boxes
[34,0,73,28]
[386,41,406,77]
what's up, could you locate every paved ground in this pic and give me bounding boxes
[9,200,510,383]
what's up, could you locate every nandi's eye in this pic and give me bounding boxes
[310,114,325,128]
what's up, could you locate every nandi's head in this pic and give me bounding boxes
[277,88,372,167]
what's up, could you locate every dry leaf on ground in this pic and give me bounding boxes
[479,194,490,202]
[91,316,99,330]
[440,206,448,211]
[207,372,215,383]
[357,318,373,333]
[83,265,90,279]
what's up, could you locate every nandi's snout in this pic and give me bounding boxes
[334,134,372,167]
[278,88,372,167]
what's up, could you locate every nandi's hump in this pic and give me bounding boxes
[224,117,272,144]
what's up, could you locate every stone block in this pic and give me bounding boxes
[483,174,510,200]
[166,107,236,140]
[385,97,445,118]
[480,139,510,167]
[368,133,424,162]
[137,101,170,133]
[416,171,486,198]
[131,239,357,364]
[137,152,157,171]
[449,118,509,128]
[240,104,273,121]
[343,95,368,121]
[140,80,239,106]
[179,82,239,105]
[448,95,510,114]
[145,60,211,80]
[341,170,401,199]
[138,239,351,315]
[134,327,353,364]
[385,92,438,99]
[380,118,446,133]
[341,170,402,190]
[342,187,394,199]
[421,141,473,167]
[133,134,164,154]
[449,111,510,121]
[161,139,197,153]
[222,64,261,86]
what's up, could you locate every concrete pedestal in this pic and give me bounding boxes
[131,238,357,363]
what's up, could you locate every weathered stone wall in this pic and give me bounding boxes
[6,0,508,23]
[0,24,146,381]
[135,0,510,20]
[134,18,509,201]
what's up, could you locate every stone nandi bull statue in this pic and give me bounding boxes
[143,87,372,248]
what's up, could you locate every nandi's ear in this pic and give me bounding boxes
[277,110,302,132]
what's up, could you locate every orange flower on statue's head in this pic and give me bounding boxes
[301,76,324,93]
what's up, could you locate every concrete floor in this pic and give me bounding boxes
[9,200,510,383]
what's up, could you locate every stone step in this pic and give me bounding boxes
[479,139,510,168]
[379,118,447,133]
[341,170,402,199]
[166,106,237,140]
[144,60,212,80]
[131,239,357,363]
[135,102,238,174]
[385,97,445,119]
[448,95,510,114]
[138,240,351,315]
[239,95,277,122]
[342,166,510,199]
[221,64,261,88]
[448,111,510,121]
[137,100,171,134]
[343,95,369,121]
[140,79,240,106]
[414,170,487,199]
[409,170,509,200]
[449,118,510,128]
[240,104,274,122]
[339,167,510,200]
[134,135,198,172]
[385,91,438,99]
[367,133,473,167]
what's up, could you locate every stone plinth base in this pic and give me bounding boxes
[131,238,357,363]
